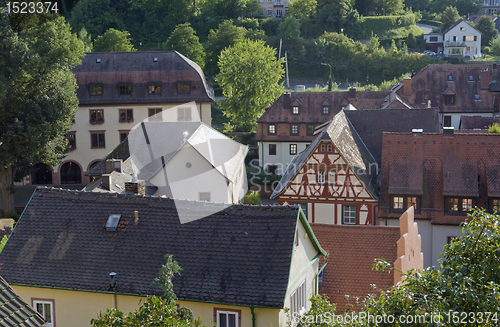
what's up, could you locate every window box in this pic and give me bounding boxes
[89,109,104,125]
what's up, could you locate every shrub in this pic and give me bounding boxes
[489,123,500,134]
[243,191,262,205]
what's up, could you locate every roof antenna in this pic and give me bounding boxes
[182,131,189,145]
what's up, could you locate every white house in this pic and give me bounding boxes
[424,19,481,59]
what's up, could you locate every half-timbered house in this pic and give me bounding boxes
[271,110,380,225]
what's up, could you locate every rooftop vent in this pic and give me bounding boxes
[443,127,454,136]
[106,214,121,231]
[412,129,423,136]
[154,57,158,62]
[96,58,101,63]
[105,159,122,174]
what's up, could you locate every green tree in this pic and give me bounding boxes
[376,0,404,15]
[278,16,301,42]
[287,0,318,19]
[242,191,262,205]
[162,23,205,69]
[0,11,83,216]
[78,27,93,52]
[475,17,498,47]
[406,31,416,48]
[433,0,481,18]
[94,28,136,52]
[439,6,461,30]
[204,20,246,79]
[491,37,500,55]
[68,0,124,39]
[216,39,285,132]
[317,0,350,32]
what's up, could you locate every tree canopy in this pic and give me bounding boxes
[162,23,205,69]
[0,10,84,215]
[93,28,136,52]
[439,6,461,30]
[216,39,285,132]
[287,0,318,19]
[475,17,498,47]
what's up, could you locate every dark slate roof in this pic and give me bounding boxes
[344,108,440,164]
[73,51,214,105]
[460,115,498,129]
[271,110,380,200]
[0,276,45,326]
[0,188,312,308]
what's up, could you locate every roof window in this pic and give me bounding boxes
[106,214,121,231]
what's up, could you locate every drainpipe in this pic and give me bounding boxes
[250,307,256,327]
[315,258,328,294]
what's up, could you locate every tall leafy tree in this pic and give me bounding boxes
[0,10,84,215]
[216,39,285,132]
[78,27,93,52]
[287,0,318,19]
[475,17,498,47]
[316,0,350,32]
[162,23,205,69]
[376,0,404,15]
[432,0,481,17]
[68,0,125,39]
[204,20,246,79]
[278,16,301,42]
[93,28,136,52]
[440,6,461,30]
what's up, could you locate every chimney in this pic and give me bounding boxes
[134,210,139,225]
[349,87,356,98]
[283,92,291,109]
[443,127,454,136]
[412,129,423,136]
[102,174,112,190]
[480,69,490,89]
[125,180,145,195]
[105,159,122,174]
[403,76,412,96]
[427,100,431,108]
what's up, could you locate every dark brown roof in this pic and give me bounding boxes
[0,276,45,326]
[344,108,440,164]
[312,224,399,313]
[73,51,214,105]
[271,110,380,200]
[396,64,496,114]
[0,187,311,308]
[256,90,400,142]
[460,115,498,129]
[379,132,500,224]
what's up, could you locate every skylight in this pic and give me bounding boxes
[106,214,121,231]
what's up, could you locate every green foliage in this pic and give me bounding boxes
[246,165,283,186]
[316,0,350,32]
[361,13,418,39]
[78,27,93,52]
[242,191,262,205]
[406,31,416,48]
[162,23,205,69]
[94,28,136,52]
[68,0,124,40]
[278,16,301,41]
[432,0,481,17]
[491,38,500,56]
[260,17,282,37]
[489,123,500,134]
[216,39,284,132]
[287,0,318,19]
[154,254,182,304]
[0,235,7,252]
[376,0,405,15]
[439,6,461,30]
[476,17,498,47]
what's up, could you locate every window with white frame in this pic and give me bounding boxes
[33,299,54,327]
[290,280,306,315]
[292,106,299,115]
[318,170,325,184]
[342,205,356,224]
[216,310,239,327]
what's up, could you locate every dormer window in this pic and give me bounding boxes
[469,75,474,81]
[269,124,276,134]
[177,82,191,95]
[119,84,132,96]
[89,84,103,96]
[148,84,161,95]
[292,106,299,115]
[460,26,466,31]
[291,124,298,135]
[448,75,453,81]
[322,106,329,115]
[444,95,455,105]
[475,94,480,100]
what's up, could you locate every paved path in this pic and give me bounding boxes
[417,23,436,34]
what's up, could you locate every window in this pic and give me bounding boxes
[292,106,299,115]
[290,144,297,155]
[391,196,420,213]
[460,26,466,31]
[33,299,54,327]
[475,94,480,100]
[89,109,104,125]
[268,124,276,135]
[466,36,474,41]
[89,84,102,96]
[444,95,455,105]
[322,106,329,115]
[215,309,240,327]
[318,170,325,184]
[148,84,161,95]
[328,170,335,184]
[290,280,306,315]
[307,125,314,136]
[491,199,500,213]
[469,75,474,81]
[119,109,134,123]
[119,130,129,143]
[446,197,475,213]
[90,131,105,148]
[177,107,192,121]
[320,144,325,153]
[177,82,191,95]
[430,36,438,42]
[453,36,457,42]
[291,125,298,135]
[444,116,452,127]
[366,124,372,132]
[327,144,332,153]
[450,48,462,54]
[269,144,276,155]
[119,84,132,96]
[448,75,453,81]
[199,192,211,201]
[342,205,357,225]
[474,35,477,41]
[66,132,76,151]
[148,108,162,122]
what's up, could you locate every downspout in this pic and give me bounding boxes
[315,258,328,294]
[250,306,256,327]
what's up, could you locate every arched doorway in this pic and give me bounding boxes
[31,163,52,185]
[60,162,82,184]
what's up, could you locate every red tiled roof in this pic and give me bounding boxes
[312,224,399,313]
[379,132,500,224]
